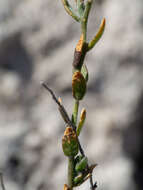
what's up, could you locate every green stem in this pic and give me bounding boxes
[81,19,87,41]
[81,0,93,41]
[68,156,75,189]
[72,100,79,125]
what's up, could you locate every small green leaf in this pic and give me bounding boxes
[77,0,85,17]
[81,64,88,82]
[76,108,86,136]
[75,156,88,172]
[87,18,106,51]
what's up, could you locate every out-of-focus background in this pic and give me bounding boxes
[0,0,143,190]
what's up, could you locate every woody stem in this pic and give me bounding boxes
[68,156,75,189]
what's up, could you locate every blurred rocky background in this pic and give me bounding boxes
[0,0,143,190]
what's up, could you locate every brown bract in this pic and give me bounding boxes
[64,126,77,143]
[76,34,84,52]
[62,126,79,156]
[63,184,70,190]
[72,71,86,100]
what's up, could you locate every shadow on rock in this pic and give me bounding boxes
[123,91,143,190]
[0,32,33,85]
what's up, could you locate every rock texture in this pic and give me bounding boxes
[0,0,143,190]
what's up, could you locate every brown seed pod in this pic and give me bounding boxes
[72,34,87,70]
[72,71,86,100]
[63,184,70,190]
[62,126,79,157]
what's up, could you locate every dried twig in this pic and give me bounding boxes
[0,173,6,190]
[41,82,85,157]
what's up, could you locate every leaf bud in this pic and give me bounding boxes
[63,184,70,190]
[72,71,86,100]
[72,34,87,70]
[81,64,88,82]
[76,108,86,136]
[62,126,79,157]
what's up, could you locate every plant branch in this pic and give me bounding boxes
[81,0,93,40]
[87,18,106,51]
[68,156,75,189]
[61,0,80,22]
[45,0,106,189]
[76,108,86,136]
[41,82,85,157]
[41,82,76,130]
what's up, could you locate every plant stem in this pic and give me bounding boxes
[81,19,87,41]
[72,100,79,125]
[81,0,93,41]
[68,156,75,189]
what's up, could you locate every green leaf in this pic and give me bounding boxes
[77,0,85,17]
[81,64,88,82]
[75,156,88,172]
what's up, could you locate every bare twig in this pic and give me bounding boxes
[41,82,74,128]
[41,82,85,157]
[0,173,6,190]
[41,82,99,189]
[89,174,95,190]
